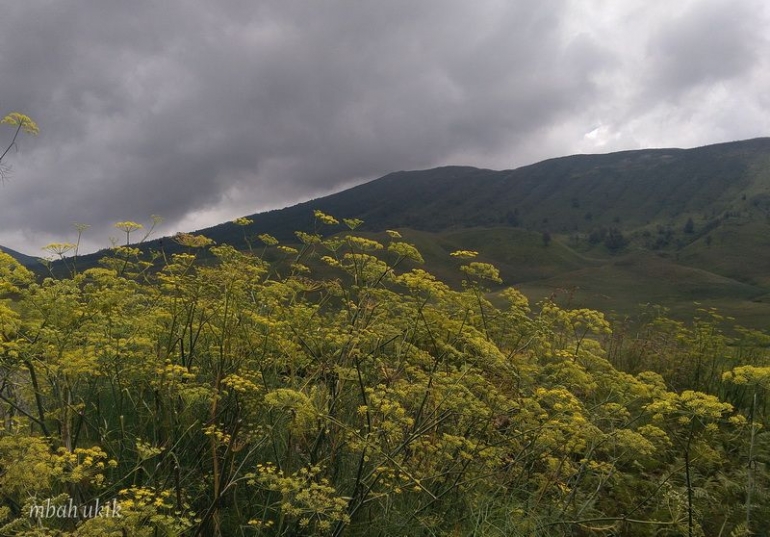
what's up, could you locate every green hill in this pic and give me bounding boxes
[182,137,770,241]
[66,137,770,326]
[0,244,41,268]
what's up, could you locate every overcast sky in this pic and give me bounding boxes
[1,0,769,254]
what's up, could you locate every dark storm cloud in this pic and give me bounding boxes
[0,1,768,253]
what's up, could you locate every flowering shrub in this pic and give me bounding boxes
[0,216,768,536]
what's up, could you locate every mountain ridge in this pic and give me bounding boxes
[31,136,770,326]
[182,136,770,241]
[0,245,41,267]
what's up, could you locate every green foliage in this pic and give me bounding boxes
[1,213,769,536]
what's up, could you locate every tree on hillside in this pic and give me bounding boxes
[505,209,520,226]
[604,227,628,252]
[0,112,38,182]
[684,217,694,234]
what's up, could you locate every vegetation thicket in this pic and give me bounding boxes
[1,211,769,536]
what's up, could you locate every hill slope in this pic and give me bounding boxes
[187,137,770,243]
[0,245,41,267]
[71,137,770,325]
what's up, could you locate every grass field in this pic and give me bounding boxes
[393,227,770,329]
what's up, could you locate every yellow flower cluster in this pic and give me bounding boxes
[1,112,39,135]
[258,233,279,245]
[232,216,254,226]
[249,463,350,531]
[450,250,478,258]
[314,210,339,225]
[173,232,214,248]
[52,446,116,486]
[460,261,502,283]
[222,373,261,393]
[388,241,424,263]
[346,236,384,251]
[113,221,144,233]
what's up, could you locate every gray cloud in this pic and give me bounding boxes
[645,0,765,102]
[0,1,768,254]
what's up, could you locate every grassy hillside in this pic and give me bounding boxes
[56,137,770,326]
[201,137,770,238]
